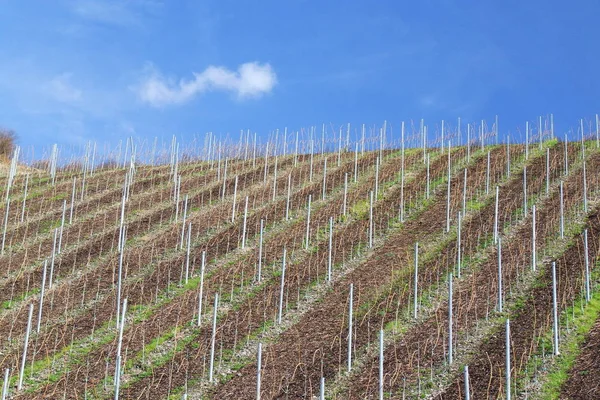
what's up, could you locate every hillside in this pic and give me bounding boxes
[1,139,599,399]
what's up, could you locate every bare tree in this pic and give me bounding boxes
[0,128,16,160]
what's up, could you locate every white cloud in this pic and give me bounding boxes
[44,73,83,103]
[135,62,277,107]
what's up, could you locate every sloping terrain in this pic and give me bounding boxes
[1,139,599,399]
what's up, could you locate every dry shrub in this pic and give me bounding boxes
[100,158,120,170]
[63,160,83,173]
[0,129,16,160]
[31,159,50,171]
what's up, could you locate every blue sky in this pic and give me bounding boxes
[1,0,599,159]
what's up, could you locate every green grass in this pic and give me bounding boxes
[50,192,68,201]
[1,287,40,309]
[534,263,600,399]
[124,326,179,371]
[18,318,117,391]
[39,218,62,234]
[26,190,43,200]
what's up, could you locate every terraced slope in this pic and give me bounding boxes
[1,140,599,400]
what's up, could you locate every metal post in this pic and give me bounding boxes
[379,329,384,400]
[498,237,503,312]
[506,319,511,400]
[305,195,312,249]
[328,217,333,282]
[413,243,419,318]
[348,283,354,372]
[18,304,34,390]
[256,343,262,400]
[532,205,537,271]
[552,261,560,355]
[494,186,499,244]
[36,260,48,333]
[242,196,249,249]
[369,190,374,248]
[278,248,287,324]
[585,229,591,303]
[448,273,453,364]
[209,293,219,382]
[197,251,206,326]
[464,365,470,400]
[258,219,264,282]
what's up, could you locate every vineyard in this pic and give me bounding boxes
[1,123,600,399]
